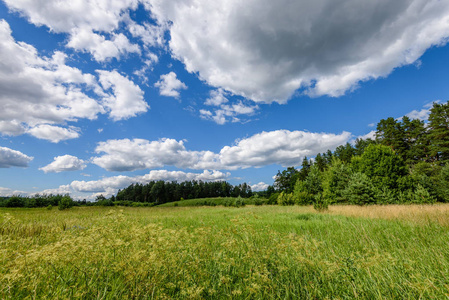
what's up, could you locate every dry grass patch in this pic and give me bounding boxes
[327,204,449,226]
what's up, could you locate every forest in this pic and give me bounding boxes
[1,101,448,208]
[273,101,449,207]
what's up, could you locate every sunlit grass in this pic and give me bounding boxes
[1,205,449,299]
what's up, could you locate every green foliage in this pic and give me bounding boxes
[274,166,299,193]
[58,195,74,210]
[428,101,449,164]
[374,186,396,204]
[6,196,24,208]
[355,144,407,190]
[116,180,252,205]
[277,192,295,206]
[410,184,436,204]
[435,164,449,202]
[46,205,53,210]
[343,172,377,205]
[292,181,314,205]
[292,164,323,205]
[322,158,353,204]
[313,193,328,212]
[267,192,280,205]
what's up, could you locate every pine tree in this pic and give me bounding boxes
[428,101,449,164]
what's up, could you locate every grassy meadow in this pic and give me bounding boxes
[2,204,449,299]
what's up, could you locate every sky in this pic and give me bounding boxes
[0,0,449,200]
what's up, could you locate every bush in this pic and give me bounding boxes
[6,196,25,207]
[343,172,377,205]
[58,195,74,210]
[313,193,328,212]
[267,193,280,205]
[277,192,295,206]
[410,184,436,204]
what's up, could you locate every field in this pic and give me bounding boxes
[2,204,449,299]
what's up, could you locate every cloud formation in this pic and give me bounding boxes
[97,70,149,120]
[40,155,87,173]
[4,0,142,61]
[155,72,187,98]
[67,29,140,62]
[27,125,81,143]
[0,146,33,168]
[92,130,351,171]
[251,182,269,192]
[0,20,148,141]
[149,0,449,102]
[200,89,259,124]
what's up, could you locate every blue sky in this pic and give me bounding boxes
[0,0,448,199]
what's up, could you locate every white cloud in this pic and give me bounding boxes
[0,187,27,197]
[205,89,229,106]
[40,155,87,173]
[0,20,110,141]
[3,0,138,33]
[3,0,144,62]
[218,130,351,168]
[201,89,258,124]
[149,0,449,102]
[67,28,140,62]
[27,125,80,143]
[0,146,33,168]
[405,101,440,121]
[357,130,376,141]
[127,19,166,48]
[97,70,149,121]
[155,72,187,98]
[134,53,159,84]
[92,130,351,171]
[92,138,216,171]
[251,182,269,191]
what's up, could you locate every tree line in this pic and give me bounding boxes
[273,101,449,207]
[113,180,253,204]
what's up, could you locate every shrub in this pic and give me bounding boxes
[342,172,377,205]
[277,192,295,206]
[313,193,328,212]
[58,195,74,210]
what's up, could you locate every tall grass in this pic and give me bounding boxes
[1,205,449,299]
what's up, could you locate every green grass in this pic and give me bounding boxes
[1,205,449,299]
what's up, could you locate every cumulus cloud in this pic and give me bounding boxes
[201,89,258,124]
[3,0,138,33]
[404,101,440,121]
[0,146,33,168]
[67,28,140,62]
[0,20,104,139]
[251,182,269,191]
[3,0,142,61]
[97,70,149,121]
[40,155,87,173]
[0,21,149,142]
[27,125,80,143]
[357,130,376,141]
[155,72,187,98]
[0,187,27,197]
[148,0,449,102]
[92,130,351,171]
[127,19,166,48]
